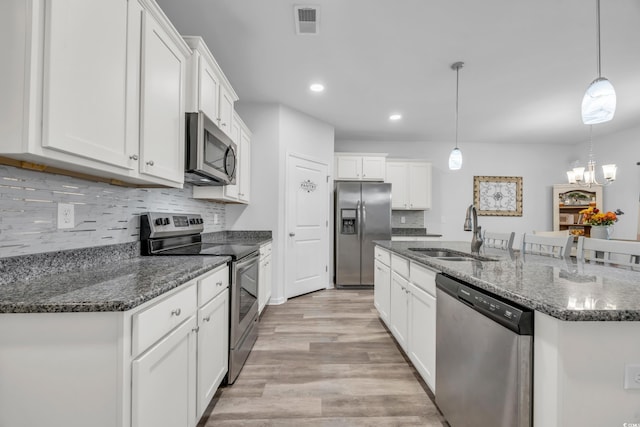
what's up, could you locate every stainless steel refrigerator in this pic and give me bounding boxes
[335,182,392,287]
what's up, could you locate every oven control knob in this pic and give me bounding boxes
[189,218,196,224]
[163,218,170,225]
[198,218,204,224]
[154,218,163,226]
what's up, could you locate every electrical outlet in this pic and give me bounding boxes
[57,203,74,229]
[624,364,640,390]
[401,216,406,224]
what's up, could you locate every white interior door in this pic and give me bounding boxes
[286,154,329,299]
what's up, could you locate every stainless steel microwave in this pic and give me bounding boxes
[185,111,237,186]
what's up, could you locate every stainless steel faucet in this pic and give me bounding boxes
[464,204,483,254]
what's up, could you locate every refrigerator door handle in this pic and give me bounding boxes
[362,200,366,238]
[356,200,361,242]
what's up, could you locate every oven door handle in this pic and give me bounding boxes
[235,251,260,270]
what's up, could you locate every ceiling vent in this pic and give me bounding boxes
[294,5,319,35]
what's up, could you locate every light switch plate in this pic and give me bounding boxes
[624,364,640,390]
[57,203,74,229]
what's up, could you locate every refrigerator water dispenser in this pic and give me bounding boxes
[341,209,357,234]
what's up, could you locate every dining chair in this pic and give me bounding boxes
[521,233,573,258]
[483,231,515,250]
[532,230,570,237]
[576,237,640,267]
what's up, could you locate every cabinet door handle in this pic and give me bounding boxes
[171,308,181,316]
[129,154,138,161]
[203,316,211,322]
[146,160,154,166]
[289,232,295,237]
[216,281,223,287]
[192,326,200,333]
[221,122,227,127]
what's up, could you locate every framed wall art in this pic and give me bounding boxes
[473,176,523,216]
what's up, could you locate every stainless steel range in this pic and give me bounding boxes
[140,212,259,384]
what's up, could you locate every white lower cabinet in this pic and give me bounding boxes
[258,243,272,314]
[373,259,391,324]
[407,282,436,391]
[132,316,198,427]
[389,271,409,351]
[374,247,437,393]
[0,265,230,427]
[197,288,229,418]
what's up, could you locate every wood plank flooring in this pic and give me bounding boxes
[198,288,448,426]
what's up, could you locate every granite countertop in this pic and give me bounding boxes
[0,230,272,314]
[391,228,442,237]
[0,255,230,313]
[375,240,640,321]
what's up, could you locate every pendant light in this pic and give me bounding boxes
[581,0,616,124]
[448,61,464,170]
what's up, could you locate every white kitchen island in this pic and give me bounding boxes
[374,240,640,427]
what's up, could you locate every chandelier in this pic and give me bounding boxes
[566,126,616,186]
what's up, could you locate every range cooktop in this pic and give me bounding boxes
[157,242,259,260]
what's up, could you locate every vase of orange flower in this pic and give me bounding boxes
[579,207,618,239]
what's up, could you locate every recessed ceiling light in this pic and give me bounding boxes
[389,114,402,121]
[310,83,325,92]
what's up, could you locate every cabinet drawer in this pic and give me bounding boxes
[133,283,197,356]
[260,243,272,258]
[391,253,409,279]
[198,264,229,306]
[410,261,437,296]
[375,247,391,266]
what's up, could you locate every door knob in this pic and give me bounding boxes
[129,154,138,160]
[289,232,295,237]
[146,160,154,166]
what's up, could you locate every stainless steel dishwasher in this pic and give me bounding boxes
[435,273,533,427]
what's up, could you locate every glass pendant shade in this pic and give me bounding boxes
[602,164,617,181]
[448,147,463,170]
[581,77,616,124]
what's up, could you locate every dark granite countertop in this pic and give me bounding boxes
[375,240,640,321]
[0,230,272,314]
[0,255,230,313]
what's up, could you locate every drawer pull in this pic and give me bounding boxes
[171,308,181,317]
[203,316,211,322]
[216,281,223,287]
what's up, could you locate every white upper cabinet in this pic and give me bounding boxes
[183,36,238,139]
[137,2,188,185]
[386,161,432,210]
[238,119,251,203]
[0,0,190,188]
[335,154,386,181]
[42,0,134,171]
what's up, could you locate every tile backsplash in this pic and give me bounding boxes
[391,210,424,228]
[0,165,225,258]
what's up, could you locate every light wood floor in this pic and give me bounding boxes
[198,288,448,426]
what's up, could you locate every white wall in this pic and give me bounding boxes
[336,139,573,245]
[227,103,335,304]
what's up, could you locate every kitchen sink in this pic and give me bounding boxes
[409,247,497,262]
